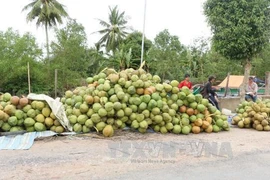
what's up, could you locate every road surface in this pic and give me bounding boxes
[1,127,270,180]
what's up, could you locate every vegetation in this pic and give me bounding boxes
[0,28,46,95]
[95,6,130,53]
[0,2,269,96]
[50,19,90,93]
[204,0,270,99]
[148,29,187,81]
[22,0,69,60]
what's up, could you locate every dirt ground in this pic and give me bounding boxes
[1,127,270,180]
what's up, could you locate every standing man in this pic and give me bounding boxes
[178,74,192,89]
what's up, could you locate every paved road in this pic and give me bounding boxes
[114,151,270,180]
[1,128,270,180]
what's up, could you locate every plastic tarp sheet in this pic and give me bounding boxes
[0,131,56,150]
[27,93,72,132]
[0,94,75,150]
[0,131,76,150]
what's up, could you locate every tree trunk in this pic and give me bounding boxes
[265,72,270,95]
[239,60,252,101]
[45,23,50,61]
[224,72,230,97]
[45,23,51,90]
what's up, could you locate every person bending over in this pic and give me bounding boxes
[201,75,220,110]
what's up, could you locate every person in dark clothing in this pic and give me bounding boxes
[253,76,264,84]
[201,75,220,110]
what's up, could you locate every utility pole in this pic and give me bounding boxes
[140,0,147,66]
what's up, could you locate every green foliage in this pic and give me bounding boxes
[106,31,152,70]
[0,28,46,95]
[87,48,109,77]
[122,31,152,60]
[203,50,243,81]
[22,0,68,28]
[148,29,187,80]
[3,2,270,96]
[108,48,138,70]
[22,0,69,59]
[204,0,270,100]
[95,6,130,53]
[251,44,270,78]
[186,37,209,80]
[50,19,90,92]
[204,0,270,61]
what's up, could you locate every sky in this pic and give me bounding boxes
[0,0,211,48]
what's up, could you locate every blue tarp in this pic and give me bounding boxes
[0,131,61,150]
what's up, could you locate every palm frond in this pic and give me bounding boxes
[23,0,68,26]
[96,28,110,34]
[95,5,130,52]
[97,33,110,46]
[97,19,110,28]
[22,1,38,12]
[52,0,69,17]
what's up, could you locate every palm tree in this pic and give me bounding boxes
[96,6,130,53]
[22,0,69,60]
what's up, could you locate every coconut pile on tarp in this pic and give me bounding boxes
[0,93,66,133]
[232,100,270,131]
[61,66,230,137]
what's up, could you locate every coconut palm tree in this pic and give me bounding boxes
[22,0,69,60]
[96,6,130,53]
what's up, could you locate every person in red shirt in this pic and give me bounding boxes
[178,74,192,89]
